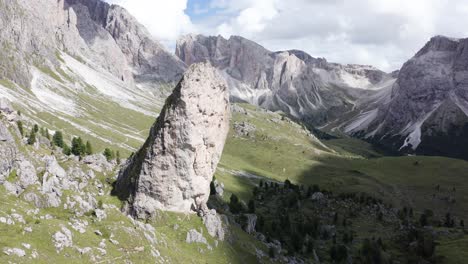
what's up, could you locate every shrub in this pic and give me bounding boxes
[248,199,255,213]
[229,194,243,214]
[312,184,320,193]
[268,247,275,258]
[103,148,115,161]
[284,179,292,189]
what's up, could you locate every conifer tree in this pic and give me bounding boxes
[16,120,24,136]
[85,141,93,155]
[53,131,64,148]
[27,129,36,145]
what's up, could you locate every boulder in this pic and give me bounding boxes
[0,97,14,114]
[242,214,257,234]
[115,62,230,216]
[16,158,38,189]
[82,154,115,172]
[233,121,256,137]
[3,247,26,257]
[0,122,13,142]
[311,192,325,201]
[213,179,224,197]
[186,229,207,244]
[52,226,73,253]
[201,208,225,240]
[41,156,68,197]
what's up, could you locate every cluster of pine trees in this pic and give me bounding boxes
[17,121,98,158]
[17,120,123,163]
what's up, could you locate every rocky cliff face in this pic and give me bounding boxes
[0,0,185,88]
[176,34,394,126]
[115,62,230,217]
[65,0,186,82]
[342,36,468,159]
[0,0,187,154]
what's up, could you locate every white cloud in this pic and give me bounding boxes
[194,0,468,71]
[103,0,468,71]
[103,0,195,49]
[216,0,279,37]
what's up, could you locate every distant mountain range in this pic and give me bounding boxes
[0,0,466,159]
[176,34,468,159]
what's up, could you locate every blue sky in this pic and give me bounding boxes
[105,0,468,71]
[186,0,218,20]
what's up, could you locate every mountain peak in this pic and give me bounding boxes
[415,35,461,57]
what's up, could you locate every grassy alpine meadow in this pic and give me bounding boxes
[217,104,468,220]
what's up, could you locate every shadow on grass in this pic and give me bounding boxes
[294,153,468,219]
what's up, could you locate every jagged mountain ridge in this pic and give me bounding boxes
[176,34,395,126]
[341,36,468,159]
[0,0,185,86]
[0,0,187,153]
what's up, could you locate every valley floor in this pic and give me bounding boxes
[1,102,467,263]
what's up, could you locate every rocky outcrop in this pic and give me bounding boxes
[200,208,225,240]
[0,121,19,182]
[233,121,256,137]
[176,34,394,126]
[115,62,230,217]
[343,36,468,159]
[242,214,257,234]
[52,226,73,253]
[82,154,114,172]
[186,229,207,244]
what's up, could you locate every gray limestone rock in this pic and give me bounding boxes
[16,158,38,189]
[52,226,73,253]
[213,179,224,197]
[234,121,256,137]
[0,0,185,90]
[3,247,26,257]
[0,98,14,114]
[242,214,257,234]
[115,62,230,217]
[186,229,207,244]
[0,122,17,180]
[201,209,225,240]
[82,154,114,172]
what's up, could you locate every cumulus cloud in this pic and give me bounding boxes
[194,0,468,71]
[103,0,195,49]
[103,0,468,71]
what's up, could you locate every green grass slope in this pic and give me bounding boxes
[217,104,468,219]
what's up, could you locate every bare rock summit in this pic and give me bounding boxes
[115,62,230,217]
